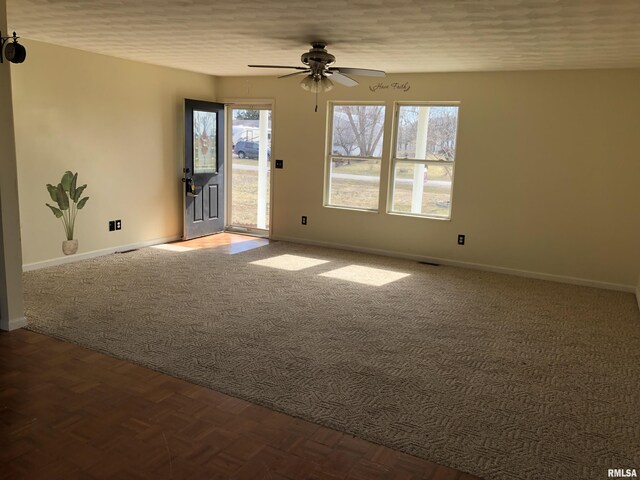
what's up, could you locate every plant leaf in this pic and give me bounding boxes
[46,184,58,202]
[61,171,74,192]
[73,185,87,203]
[69,173,78,200]
[45,203,63,218]
[55,183,70,210]
[77,197,89,209]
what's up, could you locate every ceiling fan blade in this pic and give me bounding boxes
[248,65,309,70]
[329,72,359,87]
[329,67,386,77]
[278,70,311,79]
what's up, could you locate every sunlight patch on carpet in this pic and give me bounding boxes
[250,254,330,271]
[319,265,410,286]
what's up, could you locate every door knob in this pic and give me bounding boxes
[182,177,198,197]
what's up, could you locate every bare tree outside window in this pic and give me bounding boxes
[331,105,385,158]
[331,114,357,162]
[426,107,458,162]
[396,106,457,161]
[397,107,418,158]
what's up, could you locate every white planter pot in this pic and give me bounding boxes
[62,239,78,255]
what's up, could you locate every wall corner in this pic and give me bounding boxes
[0,0,26,332]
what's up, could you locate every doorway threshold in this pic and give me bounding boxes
[225,226,269,239]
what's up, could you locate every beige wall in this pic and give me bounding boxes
[10,40,640,289]
[12,40,216,265]
[218,69,640,288]
[0,0,25,330]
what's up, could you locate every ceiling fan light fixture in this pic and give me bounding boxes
[300,75,315,92]
[321,76,334,92]
[300,75,333,93]
[248,42,384,110]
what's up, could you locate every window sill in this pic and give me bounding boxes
[386,211,451,221]
[323,205,380,214]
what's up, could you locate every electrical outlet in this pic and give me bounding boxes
[115,220,122,230]
[301,216,307,225]
[457,234,465,245]
[109,221,115,231]
[275,159,284,169]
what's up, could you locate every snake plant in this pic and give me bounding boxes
[45,171,89,240]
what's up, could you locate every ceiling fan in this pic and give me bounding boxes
[248,42,386,94]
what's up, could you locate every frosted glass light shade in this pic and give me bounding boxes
[300,75,333,93]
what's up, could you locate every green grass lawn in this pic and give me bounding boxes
[328,178,451,217]
[332,159,452,182]
[391,182,451,217]
[230,166,270,228]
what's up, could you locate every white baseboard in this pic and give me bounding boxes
[272,234,636,294]
[22,235,181,272]
[0,316,28,331]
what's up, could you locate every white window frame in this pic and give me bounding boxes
[324,102,387,212]
[388,102,460,220]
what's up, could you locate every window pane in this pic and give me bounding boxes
[328,158,380,210]
[395,105,458,160]
[391,161,453,218]
[193,110,217,173]
[332,105,386,157]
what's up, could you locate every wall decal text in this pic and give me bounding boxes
[369,82,411,93]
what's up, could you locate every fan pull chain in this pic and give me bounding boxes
[315,89,318,112]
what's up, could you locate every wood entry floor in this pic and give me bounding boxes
[2,235,484,480]
[170,232,270,254]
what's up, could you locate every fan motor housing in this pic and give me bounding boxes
[301,43,335,67]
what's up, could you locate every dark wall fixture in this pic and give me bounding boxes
[1,31,26,64]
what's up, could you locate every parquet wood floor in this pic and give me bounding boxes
[1,321,483,480]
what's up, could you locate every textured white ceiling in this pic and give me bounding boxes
[7,0,640,76]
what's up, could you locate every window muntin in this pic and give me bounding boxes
[390,105,459,219]
[326,104,386,211]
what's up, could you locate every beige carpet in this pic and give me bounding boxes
[23,241,640,480]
